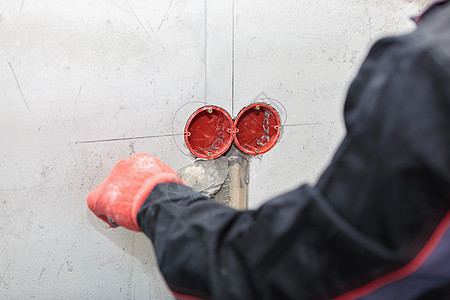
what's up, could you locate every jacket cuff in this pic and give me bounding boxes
[130,174,185,231]
[136,182,210,235]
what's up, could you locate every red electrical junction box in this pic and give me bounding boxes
[233,103,281,156]
[184,106,234,159]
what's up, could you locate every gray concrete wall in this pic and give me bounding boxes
[1,0,427,298]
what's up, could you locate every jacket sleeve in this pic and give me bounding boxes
[137,18,450,300]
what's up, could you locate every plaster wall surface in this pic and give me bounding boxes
[0,0,428,298]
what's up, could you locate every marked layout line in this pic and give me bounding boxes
[204,0,207,104]
[157,0,175,32]
[127,2,153,44]
[231,0,235,117]
[8,62,31,113]
[76,133,184,144]
[283,122,323,127]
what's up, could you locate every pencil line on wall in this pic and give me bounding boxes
[204,0,208,104]
[231,0,235,117]
[283,122,323,127]
[8,62,31,113]
[76,133,184,144]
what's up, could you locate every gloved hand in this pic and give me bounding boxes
[87,153,184,231]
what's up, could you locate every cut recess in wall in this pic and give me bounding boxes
[180,101,282,209]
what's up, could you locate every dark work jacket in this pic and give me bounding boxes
[138,3,450,300]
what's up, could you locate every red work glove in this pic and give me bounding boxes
[87,153,184,231]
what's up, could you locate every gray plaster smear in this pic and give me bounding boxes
[0,0,429,298]
[178,157,229,197]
